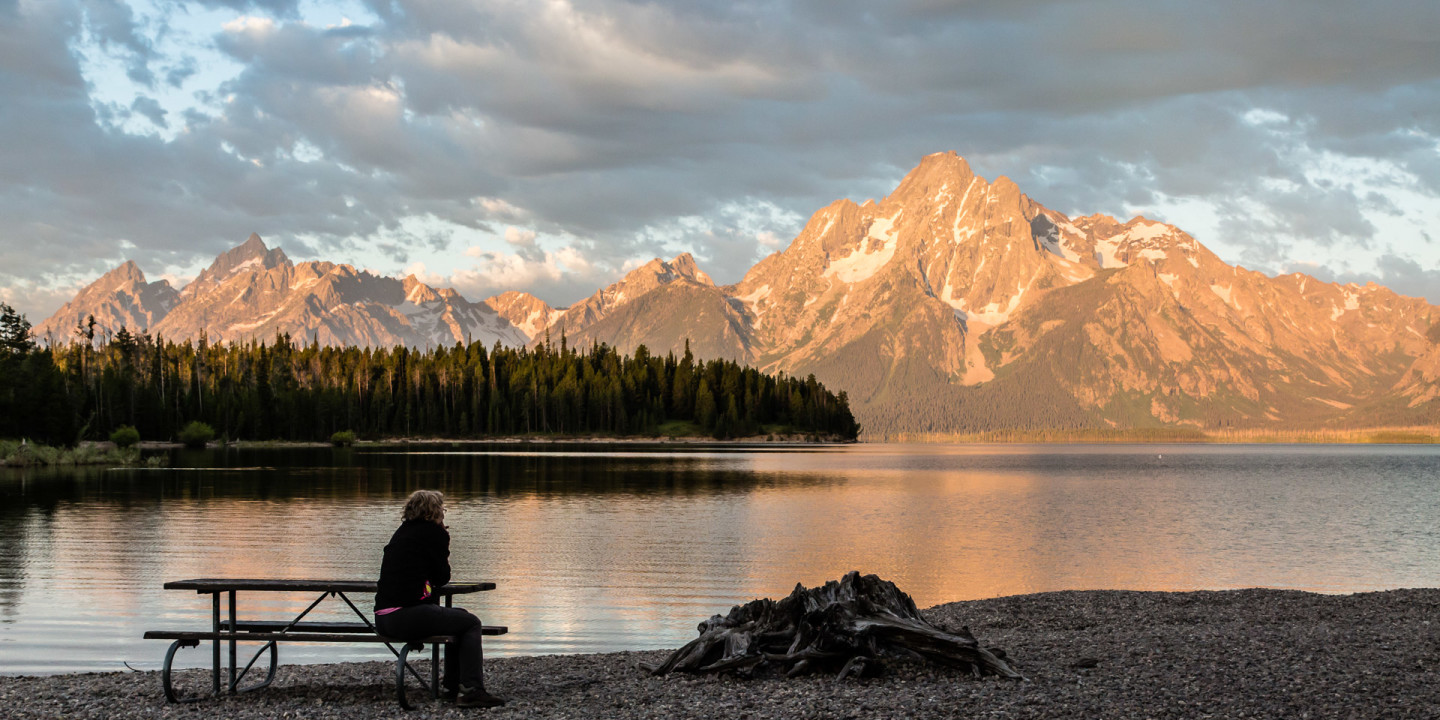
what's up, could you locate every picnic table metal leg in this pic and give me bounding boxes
[211,592,221,696]
[162,639,203,704]
[441,593,451,696]
[432,643,440,699]
[397,642,426,711]
[235,641,278,694]
[228,590,237,694]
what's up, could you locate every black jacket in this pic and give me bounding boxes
[375,519,452,611]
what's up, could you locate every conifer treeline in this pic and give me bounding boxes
[0,314,860,445]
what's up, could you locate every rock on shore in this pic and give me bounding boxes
[2,588,1437,719]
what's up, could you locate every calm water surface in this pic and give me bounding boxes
[1,443,1437,675]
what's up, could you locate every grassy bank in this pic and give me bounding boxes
[0,439,156,467]
[119,425,852,451]
[347,424,851,445]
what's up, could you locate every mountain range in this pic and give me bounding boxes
[36,233,527,349]
[34,152,1440,436]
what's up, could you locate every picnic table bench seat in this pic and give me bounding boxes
[144,626,509,644]
[149,620,509,636]
[147,578,504,710]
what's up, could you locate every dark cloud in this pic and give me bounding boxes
[189,0,300,17]
[164,55,197,87]
[1318,254,1440,304]
[3,0,1440,320]
[129,95,167,128]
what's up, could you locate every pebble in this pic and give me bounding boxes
[2,588,1438,719]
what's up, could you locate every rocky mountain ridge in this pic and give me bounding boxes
[34,260,179,343]
[34,152,1440,433]
[495,152,1440,432]
[40,233,526,349]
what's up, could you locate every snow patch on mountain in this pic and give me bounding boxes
[1126,222,1172,241]
[737,283,771,310]
[963,283,1028,325]
[952,178,980,242]
[1094,236,1129,268]
[227,307,281,332]
[824,215,900,283]
[1331,291,1362,320]
[1210,284,1234,307]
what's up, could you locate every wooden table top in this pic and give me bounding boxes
[162,579,495,595]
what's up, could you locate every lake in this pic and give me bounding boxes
[1,442,1437,675]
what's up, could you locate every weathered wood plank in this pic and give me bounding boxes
[143,626,508,643]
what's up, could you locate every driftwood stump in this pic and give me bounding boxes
[646,571,1022,680]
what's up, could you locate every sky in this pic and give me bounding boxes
[2,0,1439,321]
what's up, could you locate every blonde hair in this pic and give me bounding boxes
[403,490,445,523]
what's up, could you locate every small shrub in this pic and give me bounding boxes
[110,425,140,448]
[330,430,357,447]
[178,421,215,449]
[30,443,60,465]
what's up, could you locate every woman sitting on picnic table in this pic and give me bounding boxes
[375,490,505,709]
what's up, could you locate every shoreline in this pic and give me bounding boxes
[159,425,1440,449]
[4,587,1437,718]
[7,427,1438,467]
[147,432,855,451]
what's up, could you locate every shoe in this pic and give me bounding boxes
[456,687,507,709]
[442,686,459,702]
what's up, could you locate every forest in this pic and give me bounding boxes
[0,305,860,446]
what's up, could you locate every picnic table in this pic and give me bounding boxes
[144,578,507,709]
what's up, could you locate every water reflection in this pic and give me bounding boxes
[1,443,1438,674]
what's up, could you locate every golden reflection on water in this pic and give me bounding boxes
[3,443,1439,674]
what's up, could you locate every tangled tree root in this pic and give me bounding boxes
[645,571,1023,680]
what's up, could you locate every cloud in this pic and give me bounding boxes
[193,0,301,17]
[81,0,158,86]
[503,226,542,262]
[129,95,167,128]
[442,244,619,307]
[3,0,1440,324]
[1336,254,1440,304]
[0,283,85,324]
[400,260,444,287]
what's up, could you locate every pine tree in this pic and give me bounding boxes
[0,303,34,353]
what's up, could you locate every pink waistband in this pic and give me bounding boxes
[375,606,401,616]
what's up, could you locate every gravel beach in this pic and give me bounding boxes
[3,588,1437,719]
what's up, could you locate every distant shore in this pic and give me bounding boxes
[155,431,856,450]
[6,426,1438,469]
[883,426,1440,445]
[140,424,1440,448]
[4,588,1436,719]
[0,433,852,466]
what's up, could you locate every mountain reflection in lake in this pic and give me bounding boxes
[2,442,1438,675]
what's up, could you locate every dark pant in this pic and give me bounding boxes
[376,604,486,692]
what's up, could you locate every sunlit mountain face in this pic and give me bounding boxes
[38,154,1440,436]
[38,233,527,350]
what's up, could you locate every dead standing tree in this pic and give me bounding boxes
[646,571,1023,680]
